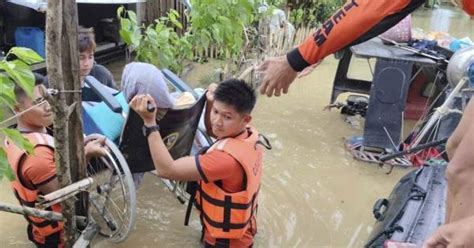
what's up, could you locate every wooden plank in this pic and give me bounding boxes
[0,202,63,221]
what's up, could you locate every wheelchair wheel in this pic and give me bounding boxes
[86,135,136,243]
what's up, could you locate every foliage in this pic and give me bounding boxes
[289,0,344,28]
[0,47,43,181]
[188,0,256,60]
[118,6,193,73]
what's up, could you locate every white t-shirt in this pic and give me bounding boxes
[285,22,295,41]
[269,8,286,33]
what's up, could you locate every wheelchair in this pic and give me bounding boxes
[77,69,212,244]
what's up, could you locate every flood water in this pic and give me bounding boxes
[1,6,473,248]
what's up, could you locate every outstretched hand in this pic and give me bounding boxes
[257,56,298,97]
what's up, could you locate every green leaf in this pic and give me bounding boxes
[169,9,180,18]
[0,148,16,181]
[0,75,16,109]
[117,5,125,18]
[119,29,133,45]
[8,47,44,64]
[2,128,34,154]
[171,19,183,29]
[2,60,34,97]
[128,10,138,25]
[131,29,142,48]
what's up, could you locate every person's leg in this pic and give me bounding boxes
[445,115,474,223]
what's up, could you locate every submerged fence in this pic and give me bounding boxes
[194,25,315,60]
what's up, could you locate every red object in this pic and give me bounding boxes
[399,142,442,167]
[405,70,430,120]
[384,240,418,248]
[409,147,442,167]
[462,0,474,16]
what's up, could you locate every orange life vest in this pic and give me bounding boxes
[4,132,64,246]
[195,126,264,240]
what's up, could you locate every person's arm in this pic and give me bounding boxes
[258,0,425,97]
[446,99,474,160]
[204,83,218,138]
[24,139,106,195]
[22,146,59,194]
[423,215,474,248]
[444,115,474,224]
[129,94,202,181]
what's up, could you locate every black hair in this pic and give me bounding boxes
[214,79,256,114]
[14,73,45,101]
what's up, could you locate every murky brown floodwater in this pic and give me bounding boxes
[1,6,473,248]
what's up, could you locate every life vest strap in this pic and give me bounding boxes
[13,190,59,228]
[222,195,232,232]
[184,181,198,226]
[198,186,252,210]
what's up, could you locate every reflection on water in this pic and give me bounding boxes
[1,6,472,247]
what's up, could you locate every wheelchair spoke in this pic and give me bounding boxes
[85,136,136,243]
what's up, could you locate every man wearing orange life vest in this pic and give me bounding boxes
[5,74,107,247]
[129,79,265,248]
[257,0,474,246]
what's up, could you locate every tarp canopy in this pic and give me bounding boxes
[7,0,146,11]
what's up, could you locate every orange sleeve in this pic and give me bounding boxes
[196,150,241,183]
[287,0,425,71]
[22,146,57,187]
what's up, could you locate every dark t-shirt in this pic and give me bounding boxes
[43,63,116,102]
[89,63,116,89]
[43,63,116,89]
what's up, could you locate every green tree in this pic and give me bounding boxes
[288,0,344,28]
[118,6,193,74]
[188,0,256,60]
[0,47,44,181]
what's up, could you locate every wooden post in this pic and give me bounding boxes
[46,0,84,246]
[146,0,161,24]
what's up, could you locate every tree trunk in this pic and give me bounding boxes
[46,1,84,247]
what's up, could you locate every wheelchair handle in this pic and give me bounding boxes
[373,198,389,221]
[147,101,156,112]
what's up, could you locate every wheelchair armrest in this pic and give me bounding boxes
[162,69,199,98]
[84,75,122,113]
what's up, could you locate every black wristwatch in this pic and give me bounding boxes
[142,124,160,137]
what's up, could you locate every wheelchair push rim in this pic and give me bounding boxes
[86,135,137,243]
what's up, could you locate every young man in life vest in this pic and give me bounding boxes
[129,79,266,248]
[5,74,107,247]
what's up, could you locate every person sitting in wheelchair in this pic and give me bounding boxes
[119,62,198,187]
[121,62,196,116]
[4,73,107,248]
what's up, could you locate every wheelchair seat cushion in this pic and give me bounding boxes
[83,92,129,141]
